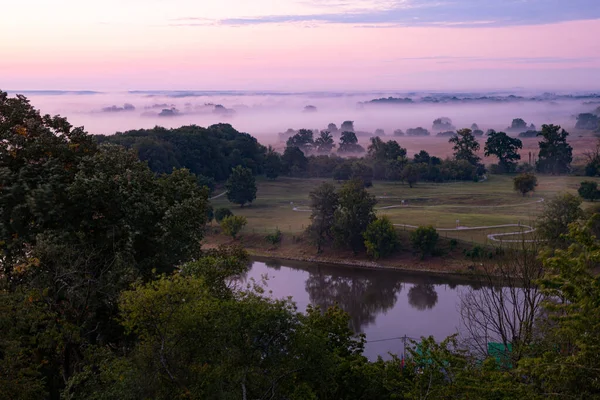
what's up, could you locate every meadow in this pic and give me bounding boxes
[210,174,600,245]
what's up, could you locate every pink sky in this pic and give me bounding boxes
[2,0,600,91]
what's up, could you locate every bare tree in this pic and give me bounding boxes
[459,238,545,364]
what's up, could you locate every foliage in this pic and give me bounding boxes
[485,131,523,172]
[401,163,420,187]
[264,146,282,179]
[333,179,377,254]
[0,91,209,398]
[214,207,233,222]
[340,120,354,132]
[536,193,584,245]
[578,180,600,201]
[96,123,266,180]
[226,165,257,206]
[432,117,455,131]
[314,130,335,153]
[513,173,538,196]
[520,223,600,398]
[575,112,599,130]
[449,128,481,166]
[406,127,430,136]
[362,217,400,260]
[220,215,247,238]
[536,124,573,174]
[282,146,308,176]
[410,226,439,259]
[338,131,364,154]
[265,229,283,245]
[367,136,406,162]
[286,128,314,152]
[306,183,339,253]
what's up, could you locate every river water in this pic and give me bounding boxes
[242,259,489,360]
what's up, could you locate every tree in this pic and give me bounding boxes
[338,131,363,154]
[508,118,527,132]
[432,117,455,131]
[215,207,233,222]
[460,239,544,363]
[350,161,374,187]
[327,123,338,133]
[333,161,353,181]
[220,215,247,238]
[282,146,308,176]
[536,193,583,244]
[536,124,573,174]
[340,120,354,132]
[401,164,420,188]
[410,226,439,259]
[286,128,314,152]
[513,173,538,196]
[0,91,210,398]
[449,128,481,166]
[363,217,400,260]
[306,183,339,253]
[485,131,523,172]
[314,130,335,153]
[264,146,282,179]
[413,150,431,164]
[578,181,600,201]
[226,165,257,206]
[575,113,599,130]
[367,137,406,162]
[333,179,377,254]
[393,129,404,137]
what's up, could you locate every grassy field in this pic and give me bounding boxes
[210,174,600,245]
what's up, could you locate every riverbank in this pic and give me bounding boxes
[202,230,475,276]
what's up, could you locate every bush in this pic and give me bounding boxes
[513,173,537,197]
[214,207,233,223]
[362,217,400,260]
[410,226,439,259]
[578,181,600,201]
[220,215,247,238]
[463,245,494,260]
[265,229,282,245]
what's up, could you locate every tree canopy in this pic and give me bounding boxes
[536,124,573,174]
[485,131,523,172]
[226,165,257,206]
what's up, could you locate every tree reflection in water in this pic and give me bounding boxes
[407,284,439,311]
[304,266,403,332]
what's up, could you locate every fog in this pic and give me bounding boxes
[16,90,598,155]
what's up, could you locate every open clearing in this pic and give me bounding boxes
[210,174,600,245]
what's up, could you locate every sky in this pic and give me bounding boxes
[2,0,600,91]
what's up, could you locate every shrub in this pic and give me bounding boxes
[513,173,537,197]
[214,207,233,223]
[578,181,600,201]
[265,229,282,245]
[362,217,400,260]
[220,215,247,238]
[410,226,439,259]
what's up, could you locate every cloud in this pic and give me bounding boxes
[173,0,600,28]
[386,56,600,65]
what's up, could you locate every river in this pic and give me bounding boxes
[242,259,491,360]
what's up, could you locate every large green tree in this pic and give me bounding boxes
[536,193,583,245]
[363,217,400,260]
[449,128,481,166]
[333,179,377,253]
[484,131,523,172]
[536,124,573,174]
[226,165,257,206]
[0,91,209,398]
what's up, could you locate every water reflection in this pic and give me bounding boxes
[244,259,495,358]
[408,284,439,310]
[304,266,403,332]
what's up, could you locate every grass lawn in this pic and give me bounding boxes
[210,174,600,245]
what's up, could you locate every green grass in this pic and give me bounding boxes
[210,175,600,245]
